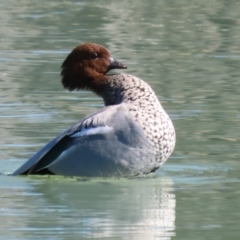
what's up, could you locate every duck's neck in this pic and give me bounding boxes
[93,74,161,107]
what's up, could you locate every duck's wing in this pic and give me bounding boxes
[11,103,151,176]
[11,128,69,175]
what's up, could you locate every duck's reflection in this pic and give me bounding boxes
[8,176,175,239]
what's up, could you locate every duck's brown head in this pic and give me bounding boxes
[61,43,127,92]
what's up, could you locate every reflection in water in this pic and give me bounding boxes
[0,176,175,239]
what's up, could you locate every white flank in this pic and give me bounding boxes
[70,126,113,138]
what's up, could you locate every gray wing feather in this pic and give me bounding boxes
[67,104,120,135]
[11,104,148,176]
[11,129,68,175]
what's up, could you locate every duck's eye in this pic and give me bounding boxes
[91,53,100,59]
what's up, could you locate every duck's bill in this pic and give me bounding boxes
[108,57,127,71]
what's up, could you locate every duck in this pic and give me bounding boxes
[11,43,175,177]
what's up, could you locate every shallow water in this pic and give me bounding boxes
[1,0,240,239]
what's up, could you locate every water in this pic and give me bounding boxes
[0,0,240,239]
